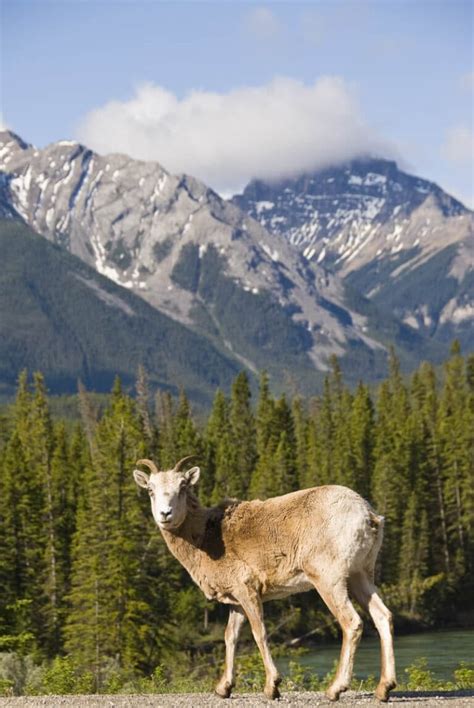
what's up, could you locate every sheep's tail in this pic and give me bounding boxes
[365,511,385,575]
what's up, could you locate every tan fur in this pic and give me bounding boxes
[133,462,396,702]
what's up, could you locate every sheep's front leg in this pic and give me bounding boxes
[238,589,281,700]
[215,605,246,698]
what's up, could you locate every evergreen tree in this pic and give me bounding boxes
[0,432,33,648]
[77,380,98,461]
[205,389,237,503]
[306,378,333,488]
[371,352,411,584]
[156,391,176,468]
[65,379,153,680]
[273,396,298,493]
[292,397,309,489]
[0,373,45,653]
[135,365,155,445]
[438,346,473,577]
[30,373,61,654]
[254,372,275,456]
[332,387,355,488]
[249,372,276,499]
[398,491,430,615]
[414,362,451,575]
[229,372,256,497]
[349,383,374,498]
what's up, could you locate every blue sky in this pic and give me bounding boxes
[1,0,473,203]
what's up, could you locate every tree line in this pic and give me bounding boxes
[0,346,472,689]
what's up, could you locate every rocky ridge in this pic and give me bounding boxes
[233,159,473,349]
[0,131,397,387]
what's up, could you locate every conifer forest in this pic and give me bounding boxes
[0,347,473,694]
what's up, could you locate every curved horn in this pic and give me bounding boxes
[173,455,196,472]
[136,459,159,475]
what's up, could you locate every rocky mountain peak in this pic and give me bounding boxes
[233,158,473,352]
[2,133,408,388]
[0,129,32,159]
[232,157,470,272]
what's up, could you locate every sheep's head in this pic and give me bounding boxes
[133,456,200,530]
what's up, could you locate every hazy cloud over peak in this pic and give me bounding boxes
[459,71,474,92]
[77,76,392,194]
[442,123,474,164]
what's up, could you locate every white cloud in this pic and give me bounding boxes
[442,124,474,164]
[244,6,280,40]
[76,76,391,194]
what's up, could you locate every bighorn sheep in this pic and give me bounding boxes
[133,457,396,702]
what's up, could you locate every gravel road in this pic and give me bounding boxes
[1,691,473,707]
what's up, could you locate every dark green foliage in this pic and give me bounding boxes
[229,372,256,498]
[170,243,201,293]
[0,354,472,691]
[342,282,446,378]
[153,237,174,264]
[173,243,319,394]
[0,219,241,406]
[107,237,132,271]
[347,244,474,353]
[345,246,422,304]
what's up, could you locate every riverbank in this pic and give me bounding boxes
[278,629,474,682]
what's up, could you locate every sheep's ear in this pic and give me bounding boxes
[184,466,200,486]
[133,469,149,488]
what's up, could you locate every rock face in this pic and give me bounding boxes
[233,159,474,350]
[0,131,406,391]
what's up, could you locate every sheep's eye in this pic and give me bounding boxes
[179,481,187,493]
[148,488,154,498]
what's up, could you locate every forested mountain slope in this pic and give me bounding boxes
[0,219,242,404]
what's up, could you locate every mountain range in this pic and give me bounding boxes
[0,129,472,401]
[233,159,473,351]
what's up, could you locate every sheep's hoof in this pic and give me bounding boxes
[264,676,282,700]
[215,680,233,698]
[325,688,340,702]
[375,680,396,702]
[326,683,348,702]
[264,686,281,700]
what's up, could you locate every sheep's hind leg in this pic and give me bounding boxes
[215,605,246,698]
[305,569,363,701]
[237,589,281,699]
[349,571,396,702]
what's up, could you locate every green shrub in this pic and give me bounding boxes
[0,653,41,696]
[282,660,322,691]
[0,678,14,697]
[454,662,474,689]
[404,658,442,690]
[26,656,94,695]
[235,652,266,691]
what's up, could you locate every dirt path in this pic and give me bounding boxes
[1,691,473,707]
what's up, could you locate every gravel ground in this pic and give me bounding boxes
[0,692,473,707]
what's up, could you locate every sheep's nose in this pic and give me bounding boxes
[160,509,172,521]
